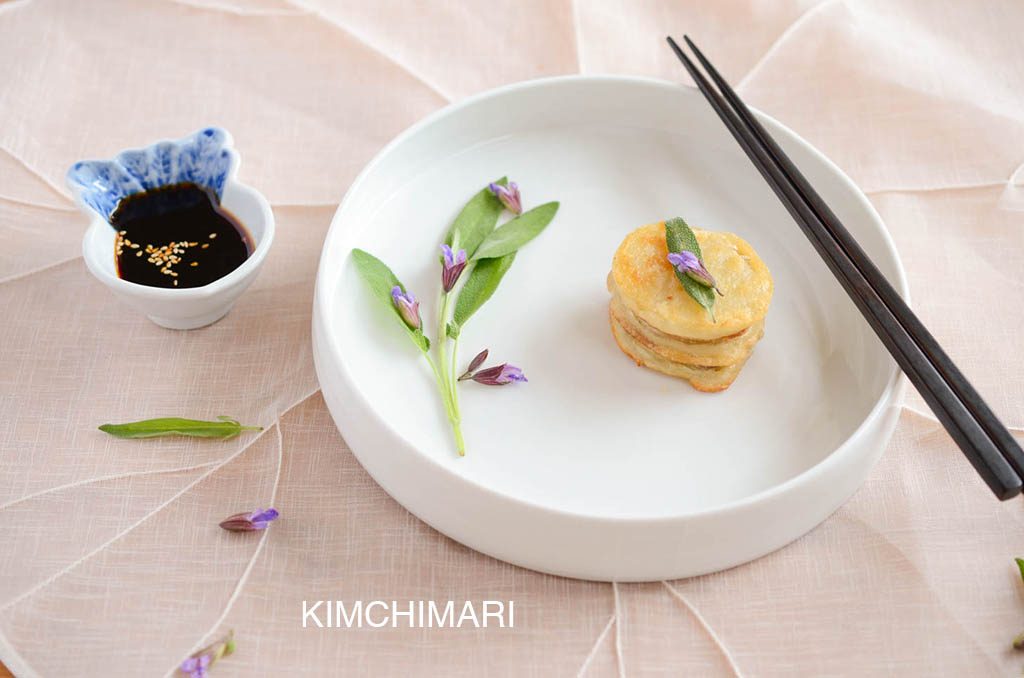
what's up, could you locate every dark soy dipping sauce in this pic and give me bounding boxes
[110,182,253,289]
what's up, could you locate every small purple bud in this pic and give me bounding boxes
[220,507,280,532]
[667,251,722,295]
[391,286,422,330]
[458,349,490,381]
[469,363,528,386]
[439,244,468,292]
[467,349,489,374]
[180,654,211,678]
[489,181,522,215]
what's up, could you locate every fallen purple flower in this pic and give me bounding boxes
[461,361,527,386]
[180,654,211,678]
[179,630,235,677]
[219,507,280,532]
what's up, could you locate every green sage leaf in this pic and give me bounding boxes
[665,217,716,321]
[1016,558,1024,583]
[447,253,517,338]
[1013,631,1024,651]
[472,202,559,260]
[98,416,262,439]
[351,248,430,352]
[444,178,506,257]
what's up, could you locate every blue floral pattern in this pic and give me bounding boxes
[66,127,236,221]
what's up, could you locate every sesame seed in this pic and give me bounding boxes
[208,233,217,239]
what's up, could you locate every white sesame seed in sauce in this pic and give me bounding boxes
[110,184,250,289]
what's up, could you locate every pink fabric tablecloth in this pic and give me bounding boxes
[2,1,1024,675]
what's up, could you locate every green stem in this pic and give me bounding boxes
[424,355,453,419]
[451,416,465,456]
[437,291,451,385]
[446,261,476,425]
[433,291,465,456]
[450,336,461,411]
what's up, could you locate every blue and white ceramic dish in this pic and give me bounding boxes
[68,127,274,330]
[67,127,237,222]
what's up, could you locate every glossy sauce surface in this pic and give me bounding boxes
[110,183,252,288]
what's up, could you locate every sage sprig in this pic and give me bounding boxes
[665,217,720,321]
[353,178,559,455]
[98,416,262,439]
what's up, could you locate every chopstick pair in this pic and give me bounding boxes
[667,35,1024,500]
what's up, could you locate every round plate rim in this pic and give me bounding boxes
[314,74,908,525]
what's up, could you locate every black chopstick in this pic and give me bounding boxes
[667,36,1024,500]
[678,35,1024,486]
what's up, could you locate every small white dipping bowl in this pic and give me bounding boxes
[70,128,274,330]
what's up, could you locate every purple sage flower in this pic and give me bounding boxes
[489,181,522,215]
[461,361,527,386]
[439,244,468,292]
[390,286,421,330]
[667,250,722,295]
[219,507,280,532]
[180,654,211,678]
[179,630,235,677]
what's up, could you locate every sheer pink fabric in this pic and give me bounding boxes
[1,1,1022,675]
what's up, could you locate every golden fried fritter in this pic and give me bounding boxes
[609,310,750,392]
[610,222,772,342]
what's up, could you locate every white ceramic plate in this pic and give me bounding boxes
[313,76,906,581]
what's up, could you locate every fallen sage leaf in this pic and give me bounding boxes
[98,416,262,439]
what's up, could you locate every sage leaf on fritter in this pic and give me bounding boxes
[665,216,716,321]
